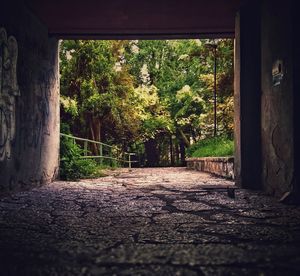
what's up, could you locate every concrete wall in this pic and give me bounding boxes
[261,0,294,197]
[0,0,59,194]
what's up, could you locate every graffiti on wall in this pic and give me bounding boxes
[0,28,20,161]
[17,67,56,158]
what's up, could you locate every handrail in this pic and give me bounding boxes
[60,133,136,168]
[60,133,115,149]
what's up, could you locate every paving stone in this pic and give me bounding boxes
[0,167,300,275]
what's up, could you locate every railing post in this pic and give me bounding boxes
[128,153,131,169]
[110,147,113,167]
[99,144,103,166]
[84,141,88,156]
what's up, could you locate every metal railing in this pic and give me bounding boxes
[60,133,136,168]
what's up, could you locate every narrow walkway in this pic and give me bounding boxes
[0,168,300,275]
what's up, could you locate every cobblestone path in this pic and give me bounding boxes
[1,167,300,275]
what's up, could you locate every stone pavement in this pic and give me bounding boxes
[0,167,300,275]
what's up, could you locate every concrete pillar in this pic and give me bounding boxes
[234,1,262,189]
[292,1,300,202]
[261,0,297,200]
[0,0,60,194]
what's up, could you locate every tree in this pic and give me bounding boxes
[60,39,234,166]
[60,40,142,153]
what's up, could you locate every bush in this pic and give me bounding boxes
[59,124,104,180]
[187,136,234,158]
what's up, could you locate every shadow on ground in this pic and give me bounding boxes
[0,168,300,275]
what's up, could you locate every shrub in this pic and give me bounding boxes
[59,124,103,180]
[187,136,234,158]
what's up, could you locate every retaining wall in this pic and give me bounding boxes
[186,157,234,179]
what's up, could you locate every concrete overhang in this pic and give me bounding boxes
[25,0,241,39]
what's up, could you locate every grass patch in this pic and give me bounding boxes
[187,136,234,158]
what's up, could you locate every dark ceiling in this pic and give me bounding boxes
[25,0,241,39]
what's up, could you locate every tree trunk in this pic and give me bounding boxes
[175,140,180,165]
[178,128,190,147]
[89,115,101,155]
[179,140,186,166]
[170,134,174,166]
[144,139,159,167]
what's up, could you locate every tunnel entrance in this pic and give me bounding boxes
[1,0,299,202]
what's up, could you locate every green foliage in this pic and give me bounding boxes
[60,38,234,167]
[60,95,78,117]
[132,84,173,140]
[60,40,141,148]
[187,136,234,158]
[124,39,234,143]
[60,127,102,180]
